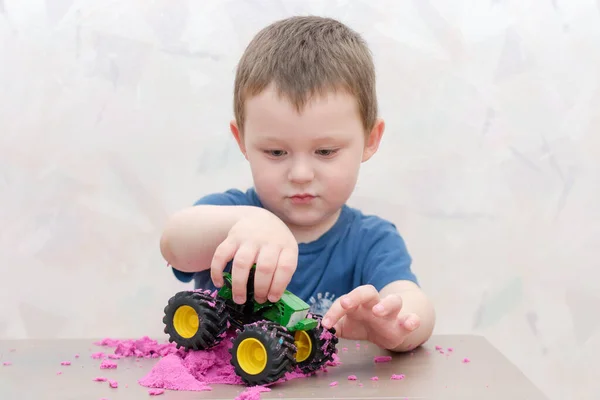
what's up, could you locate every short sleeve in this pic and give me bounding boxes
[356,218,419,291]
[171,188,260,285]
[193,189,252,206]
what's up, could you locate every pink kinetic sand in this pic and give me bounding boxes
[391,374,405,380]
[373,355,392,363]
[347,375,357,380]
[235,386,271,400]
[93,329,337,394]
[329,381,338,386]
[148,388,165,396]
[60,361,71,366]
[462,357,471,363]
[94,336,180,358]
[327,352,342,366]
[136,332,312,391]
[100,360,117,369]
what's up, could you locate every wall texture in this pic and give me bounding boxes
[1,1,599,399]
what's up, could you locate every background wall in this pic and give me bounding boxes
[1,0,598,399]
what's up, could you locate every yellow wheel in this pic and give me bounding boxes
[294,330,312,363]
[236,338,267,375]
[173,305,199,339]
[229,321,296,385]
[296,314,339,374]
[163,290,229,350]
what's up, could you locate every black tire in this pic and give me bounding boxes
[296,314,338,374]
[163,290,229,350]
[229,321,297,386]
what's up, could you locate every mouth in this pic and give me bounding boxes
[289,193,316,204]
[290,193,315,199]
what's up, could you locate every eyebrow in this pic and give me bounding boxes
[257,134,344,143]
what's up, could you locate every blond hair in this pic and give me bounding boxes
[233,16,378,134]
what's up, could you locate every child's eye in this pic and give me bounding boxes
[315,149,338,157]
[264,150,287,157]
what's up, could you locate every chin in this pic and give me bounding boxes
[282,209,337,229]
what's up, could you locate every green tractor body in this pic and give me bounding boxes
[163,266,338,386]
[216,272,318,332]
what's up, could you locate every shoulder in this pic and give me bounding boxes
[344,205,418,288]
[344,205,403,242]
[193,187,263,207]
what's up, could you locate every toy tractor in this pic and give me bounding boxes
[162,266,338,386]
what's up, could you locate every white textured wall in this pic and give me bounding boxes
[1,1,599,399]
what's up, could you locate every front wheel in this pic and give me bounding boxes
[295,314,338,374]
[229,321,297,385]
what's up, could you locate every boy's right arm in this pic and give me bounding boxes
[160,205,257,273]
[160,204,298,305]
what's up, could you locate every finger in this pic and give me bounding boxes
[341,285,380,310]
[332,316,368,341]
[210,237,239,288]
[321,297,345,329]
[323,286,381,329]
[267,246,298,303]
[253,245,282,303]
[372,294,403,317]
[231,243,259,304]
[322,293,359,329]
[396,313,421,332]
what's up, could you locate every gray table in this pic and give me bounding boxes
[0,335,548,399]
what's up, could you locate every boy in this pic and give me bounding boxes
[160,16,435,352]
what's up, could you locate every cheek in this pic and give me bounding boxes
[249,158,280,188]
[322,157,361,191]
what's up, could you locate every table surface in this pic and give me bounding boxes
[0,334,548,400]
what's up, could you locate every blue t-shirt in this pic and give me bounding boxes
[171,188,419,315]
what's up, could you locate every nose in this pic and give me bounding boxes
[287,157,314,183]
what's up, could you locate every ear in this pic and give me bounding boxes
[362,118,385,162]
[230,120,247,159]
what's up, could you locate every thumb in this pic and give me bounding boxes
[397,313,420,332]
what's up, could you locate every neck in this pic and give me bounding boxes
[289,208,342,244]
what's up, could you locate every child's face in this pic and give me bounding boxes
[231,85,383,238]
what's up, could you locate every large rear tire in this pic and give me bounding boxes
[163,290,229,350]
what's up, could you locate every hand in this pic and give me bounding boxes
[321,285,421,350]
[210,208,298,305]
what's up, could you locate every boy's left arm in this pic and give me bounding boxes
[322,280,435,352]
[321,218,435,352]
[378,279,436,351]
